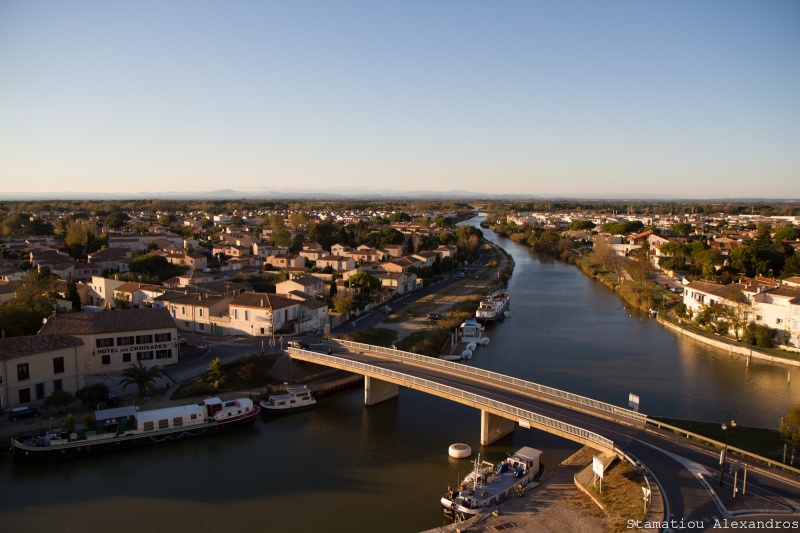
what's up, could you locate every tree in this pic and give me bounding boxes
[568,220,596,231]
[104,211,130,229]
[329,277,338,298]
[780,405,800,465]
[0,270,56,336]
[208,357,226,389]
[120,362,163,396]
[331,294,353,314]
[348,272,381,299]
[43,389,75,411]
[65,277,81,311]
[76,383,112,407]
[673,222,694,235]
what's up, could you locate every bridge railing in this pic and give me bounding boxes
[327,339,647,425]
[288,348,616,452]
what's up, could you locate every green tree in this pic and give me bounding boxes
[0,270,56,336]
[348,272,381,298]
[673,222,694,235]
[331,293,353,314]
[208,357,226,389]
[568,220,596,231]
[780,405,800,465]
[774,226,799,243]
[65,277,81,311]
[389,212,411,223]
[75,383,112,408]
[43,389,75,411]
[104,211,130,229]
[119,362,163,396]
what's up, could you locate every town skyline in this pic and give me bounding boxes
[2,1,799,198]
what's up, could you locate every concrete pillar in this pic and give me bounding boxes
[480,410,515,445]
[364,376,399,406]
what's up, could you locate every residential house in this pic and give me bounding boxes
[112,282,164,308]
[275,275,324,298]
[227,292,301,336]
[315,255,355,272]
[0,335,85,408]
[85,276,126,308]
[266,254,305,270]
[88,247,132,273]
[158,293,234,334]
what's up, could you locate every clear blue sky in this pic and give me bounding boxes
[1,1,798,198]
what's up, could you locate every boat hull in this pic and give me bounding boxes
[11,407,260,464]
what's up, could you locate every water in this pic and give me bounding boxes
[1,214,797,532]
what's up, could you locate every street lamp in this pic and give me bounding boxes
[720,410,737,486]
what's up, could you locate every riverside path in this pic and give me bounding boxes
[289,339,800,531]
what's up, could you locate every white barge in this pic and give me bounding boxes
[441,446,543,521]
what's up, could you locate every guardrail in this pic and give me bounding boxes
[647,419,800,476]
[289,347,616,452]
[327,339,648,425]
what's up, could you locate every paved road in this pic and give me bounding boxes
[296,343,800,531]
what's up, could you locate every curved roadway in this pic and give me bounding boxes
[295,344,800,532]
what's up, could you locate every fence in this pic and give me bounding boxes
[288,347,616,452]
[327,338,648,425]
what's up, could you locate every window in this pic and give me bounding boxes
[101,355,111,365]
[199,308,204,317]
[245,310,249,321]
[756,315,763,321]
[136,334,153,344]
[181,306,186,315]
[53,357,65,374]
[233,309,238,319]
[156,349,172,359]
[137,351,154,361]
[36,383,45,400]
[199,323,205,331]
[122,352,131,363]
[143,421,154,431]
[155,332,171,342]
[777,318,784,325]
[96,337,114,348]
[158,419,168,429]
[17,363,30,381]
[117,336,134,346]
[173,417,183,427]
[19,388,31,403]
[184,321,190,327]
[54,379,63,391]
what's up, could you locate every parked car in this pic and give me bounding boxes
[427,313,447,320]
[287,341,311,350]
[8,406,40,422]
[178,335,187,345]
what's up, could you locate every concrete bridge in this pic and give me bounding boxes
[288,338,647,454]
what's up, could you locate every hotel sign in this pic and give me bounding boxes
[95,343,172,355]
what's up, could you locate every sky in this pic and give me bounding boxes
[1,0,799,199]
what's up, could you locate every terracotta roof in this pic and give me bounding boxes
[229,292,297,310]
[0,334,84,361]
[38,308,176,336]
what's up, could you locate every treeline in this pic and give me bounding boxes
[480,200,800,216]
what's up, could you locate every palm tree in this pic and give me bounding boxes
[208,357,226,389]
[119,362,163,397]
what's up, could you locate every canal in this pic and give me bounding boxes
[1,215,797,532]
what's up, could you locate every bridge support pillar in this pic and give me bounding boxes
[364,376,399,406]
[481,411,515,445]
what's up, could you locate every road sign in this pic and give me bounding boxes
[628,393,640,412]
[593,456,604,479]
[719,448,727,465]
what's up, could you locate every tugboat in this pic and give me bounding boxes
[475,292,511,323]
[441,447,543,521]
[259,386,316,413]
[11,397,259,463]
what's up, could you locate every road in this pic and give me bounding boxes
[294,343,800,531]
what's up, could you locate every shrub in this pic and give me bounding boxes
[76,383,111,408]
[742,323,777,348]
[43,390,75,411]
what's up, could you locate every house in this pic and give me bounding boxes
[0,335,85,408]
[434,245,457,260]
[157,293,234,334]
[299,243,326,261]
[88,247,132,273]
[315,255,355,272]
[412,251,438,268]
[85,276,126,308]
[266,254,305,270]
[112,282,164,308]
[227,292,301,336]
[749,286,800,347]
[275,275,324,298]
[383,244,404,258]
[37,307,179,374]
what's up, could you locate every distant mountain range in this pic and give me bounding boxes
[0,188,795,202]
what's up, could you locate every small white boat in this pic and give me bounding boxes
[441,446,543,521]
[259,386,317,413]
